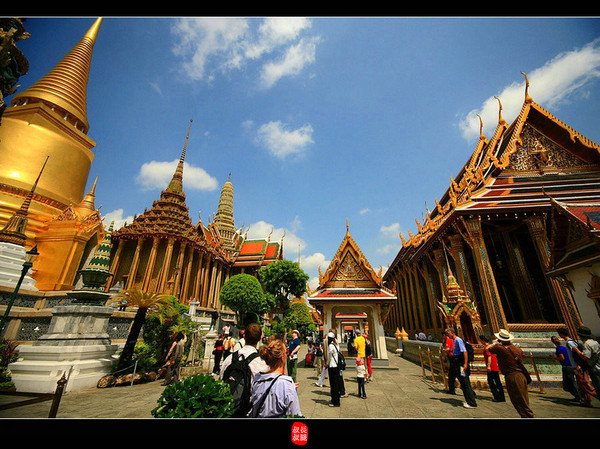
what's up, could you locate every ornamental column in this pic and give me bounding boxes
[107,238,126,291]
[460,216,507,333]
[126,238,145,289]
[142,237,159,291]
[524,216,582,337]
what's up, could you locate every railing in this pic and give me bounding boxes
[417,345,546,394]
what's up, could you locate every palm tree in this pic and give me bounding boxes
[110,289,175,372]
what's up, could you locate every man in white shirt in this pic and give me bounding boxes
[219,323,267,382]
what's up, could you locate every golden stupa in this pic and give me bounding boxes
[0,18,105,290]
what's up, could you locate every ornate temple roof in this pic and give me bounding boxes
[309,221,395,305]
[112,120,221,258]
[389,74,600,267]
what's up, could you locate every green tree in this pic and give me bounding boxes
[282,301,317,339]
[258,260,309,314]
[109,289,175,371]
[219,274,274,326]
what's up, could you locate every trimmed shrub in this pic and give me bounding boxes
[151,374,234,418]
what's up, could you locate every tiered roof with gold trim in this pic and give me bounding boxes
[392,73,600,265]
[309,221,396,304]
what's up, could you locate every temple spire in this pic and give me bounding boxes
[11,17,103,134]
[0,156,49,246]
[167,118,193,194]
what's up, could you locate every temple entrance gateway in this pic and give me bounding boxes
[308,222,396,366]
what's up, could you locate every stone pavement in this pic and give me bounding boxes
[1,344,599,419]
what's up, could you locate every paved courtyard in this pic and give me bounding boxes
[1,344,599,420]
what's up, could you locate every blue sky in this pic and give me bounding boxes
[13,17,600,289]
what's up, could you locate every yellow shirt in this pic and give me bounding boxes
[354,335,366,358]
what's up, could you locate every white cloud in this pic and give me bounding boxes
[255,121,314,159]
[260,37,320,88]
[102,208,135,230]
[376,243,401,255]
[136,159,218,191]
[359,208,371,215]
[458,38,600,142]
[171,17,319,88]
[300,252,330,271]
[380,222,400,238]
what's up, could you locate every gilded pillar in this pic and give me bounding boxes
[158,237,175,293]
[460,216,507,333]
[431,249,449,299]
[127,238,145,289]
[192,251,204,300]
[173,241,187,299]
[447,234,474,300]
[408,265,426,332]
[142,237,160,292]
[525,216,582,336]
[417,260,442,336]
[107,238,126,290]
[201,258,212,308]
[181,245,194,303]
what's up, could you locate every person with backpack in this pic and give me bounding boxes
[220,323,268,417]
[444,328,477,409]
[326,331,345,407]
[577,326,600,398]
[552,332,582,403]
[250,337,302,418]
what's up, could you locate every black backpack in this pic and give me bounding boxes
[465,341,475,363]
[223,351,259,417]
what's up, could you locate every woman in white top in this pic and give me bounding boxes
[250,338,302,418]
[326,332,344,407]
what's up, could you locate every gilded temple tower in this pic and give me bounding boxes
[0,18,105,290]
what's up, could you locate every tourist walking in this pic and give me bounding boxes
[364,332,373,382]
[354,329,366,365]
[485,329,534,418]
[219,323,267,382]
[162,332,186,386]
[223,332,236,362]
[550,335,582,403]
[250,338,302,418]
[212,334,225,375]
[480,335,505,402]
[330,328,347,397]
[356,357,367,398]
[443,330,458,394]
[326,331,345,407]
[445,328,477,408]
[287,330,301,383]
[577,326,600,397]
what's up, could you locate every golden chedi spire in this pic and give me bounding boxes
[0,17,104,231]
[214,173,236,235]
[11,17,102,133]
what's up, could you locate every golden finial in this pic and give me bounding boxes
[494,96,506,125]
[476,114,485,141]
[399,231,406,246]
[521,72,532,104]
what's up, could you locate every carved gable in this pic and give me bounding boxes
[507,124,590,173]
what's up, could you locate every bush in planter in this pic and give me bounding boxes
[0,339,19,391]
[151,374,234,418]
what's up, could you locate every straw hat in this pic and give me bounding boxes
[494,329,514,342]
